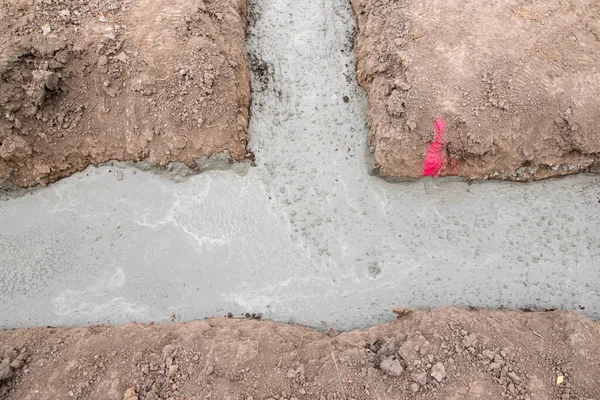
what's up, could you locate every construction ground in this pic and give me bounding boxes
[1,0,599,398]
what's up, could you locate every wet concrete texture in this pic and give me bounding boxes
[1,0,600,330]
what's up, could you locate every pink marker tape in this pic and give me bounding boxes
[423,117,447,177]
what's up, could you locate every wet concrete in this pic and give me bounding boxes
[1,0,600,330]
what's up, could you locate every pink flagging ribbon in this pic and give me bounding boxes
[423,117,447,177]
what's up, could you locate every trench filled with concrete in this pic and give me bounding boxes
[1,0,599,330]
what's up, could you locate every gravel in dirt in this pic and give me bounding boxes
[351,0,600,181]
[0,0,251,188]
[1,307,599,399]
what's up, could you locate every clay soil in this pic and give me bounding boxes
[351,0,600,181]
[0,0,251,188]
[1,307,599,399]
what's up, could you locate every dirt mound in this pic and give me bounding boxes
[1,307,599,399]
[351,0,600,181]
[0,0,251,188]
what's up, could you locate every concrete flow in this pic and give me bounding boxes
[1,0,599,330]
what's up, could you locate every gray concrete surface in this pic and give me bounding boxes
[1,0,600,330]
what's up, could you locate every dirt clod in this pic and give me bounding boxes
[380,357,403,377]
[1,307,599,399]
[430,362,446,382]
[0,0,251,188]
[122,386,138,400]
[351,0,600,180]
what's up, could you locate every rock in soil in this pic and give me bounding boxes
[1,307,600,399]
[379,357,403,377]
[430,362,446,382]
[351,0,600,181]
[0,0,251,188]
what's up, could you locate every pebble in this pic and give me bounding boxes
[508,371,521,382]
[205,365,215,376]
[167,365,178,377]
[123,386,138,400]
[116,52,129,63]
[410,371,427,386]
[405,119,417,131]
[380,358,403,377]
[430,362,446,382]
[482,349,496,360]
[0,359,12,380]
[409,383,420,393]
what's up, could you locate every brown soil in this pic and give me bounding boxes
[0,0,251,188]
[351,0,600,181]
[1,307,599,399]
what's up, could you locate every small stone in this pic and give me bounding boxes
[123,386,138,400]
[392,308,412,317]
[430,362,446,382]
[98,56,108,67]
[397,82,411,91]
[409,383,419,393]
[286,368,297,378]
[2,348,16,361]
[410,371,427,386]
[386,89,406,117]
[116,52,129,63]
[44,72,60,91]
[405,119,417,132]
[10,354,26,369]
[162,345,176,360]
[482,350,496,360]
[0,359,13,381]
[367,367,379,378]
[205,365,215,376]
[462,334,478,348]
[507,382,516,396]
[41,24,51,35]
[380,358,403,377]
[507,371,521,382]
[167,365,178,377]
[488,362,501,371]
